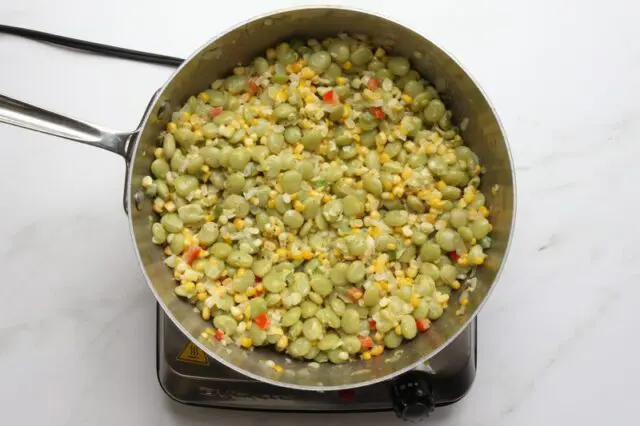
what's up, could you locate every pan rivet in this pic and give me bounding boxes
[134,190,145,211]
[156,100,171,121]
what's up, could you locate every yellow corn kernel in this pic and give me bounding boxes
[470,238,477,245]
[141,176,153,188]
[436,180,447,191]
[377,280,389,293]
[293,200,305,212]
[276,248,288,258]
[424,143,437,155]
[234,293,248,304]
[473,256,485,265]
[301,249,313,260]
[293,143,304,155]
[268,199,276,209]
[192,260,205,272]
[463,191,476,204]
[255,283,264,293]
[451,280,461,290]
[392,185,405,198]
[379,152,391,163]
[223,235,232,243]
[361,351,372,361]
[335,76,346,85]
[182,281,195,292]
[245,287,256,297]
[410,293,421,308]
[460,297,469,306]
[322,194,332,204]
[425,214,437,224]
[341,61,352,71]
[164,246,172,256]
[166,122,177,133]
[197,292,207,301]
[164,201,176,212]
[458,254,469,266]
[180,111,191,123]
[273,364,284,373]
[304,95,317,104]
[301,67,315,79]
[197,92,210,102]
[394,325,402,335]
[201,306,211,321]
[276,335,289,350]
[407,268,418,279]
[276,91,289,103]
[370,345,384,356]
[234,218,245,230]
[290,252,304,261]
[153,147,164,159]
[401,94,413,104]
[240,337,253,348]
[479,206,490,217]
[367,226,381,238]
[428,198,445,209]
[375,47,386,58]
[342,104,352,118]
[244,305,251,318]
[400,168,412,180]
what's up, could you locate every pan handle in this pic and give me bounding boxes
[0,94,135,157]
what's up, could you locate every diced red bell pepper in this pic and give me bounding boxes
[248,79,259,95]
[323,90,338,104]
[214,330,225,341]
[359,336,373,350]
[368,319,377,331]
[347,287,364,302]
[367,77,380,90]
[254,312,270,330]
[370,107,385,119]
[209,106,223,118]
[416,319,431,332]
[184,246,201,265]
[448,251,460,262]
[255,276,262,283]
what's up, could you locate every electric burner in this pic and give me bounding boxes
[157,306,476,419]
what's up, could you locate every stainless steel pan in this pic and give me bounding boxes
[0,6,515,391]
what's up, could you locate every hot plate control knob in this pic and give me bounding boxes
[390,371,435,420]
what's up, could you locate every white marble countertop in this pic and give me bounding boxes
[1,0,638,424]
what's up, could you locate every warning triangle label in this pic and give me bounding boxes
[176,342,210,366]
